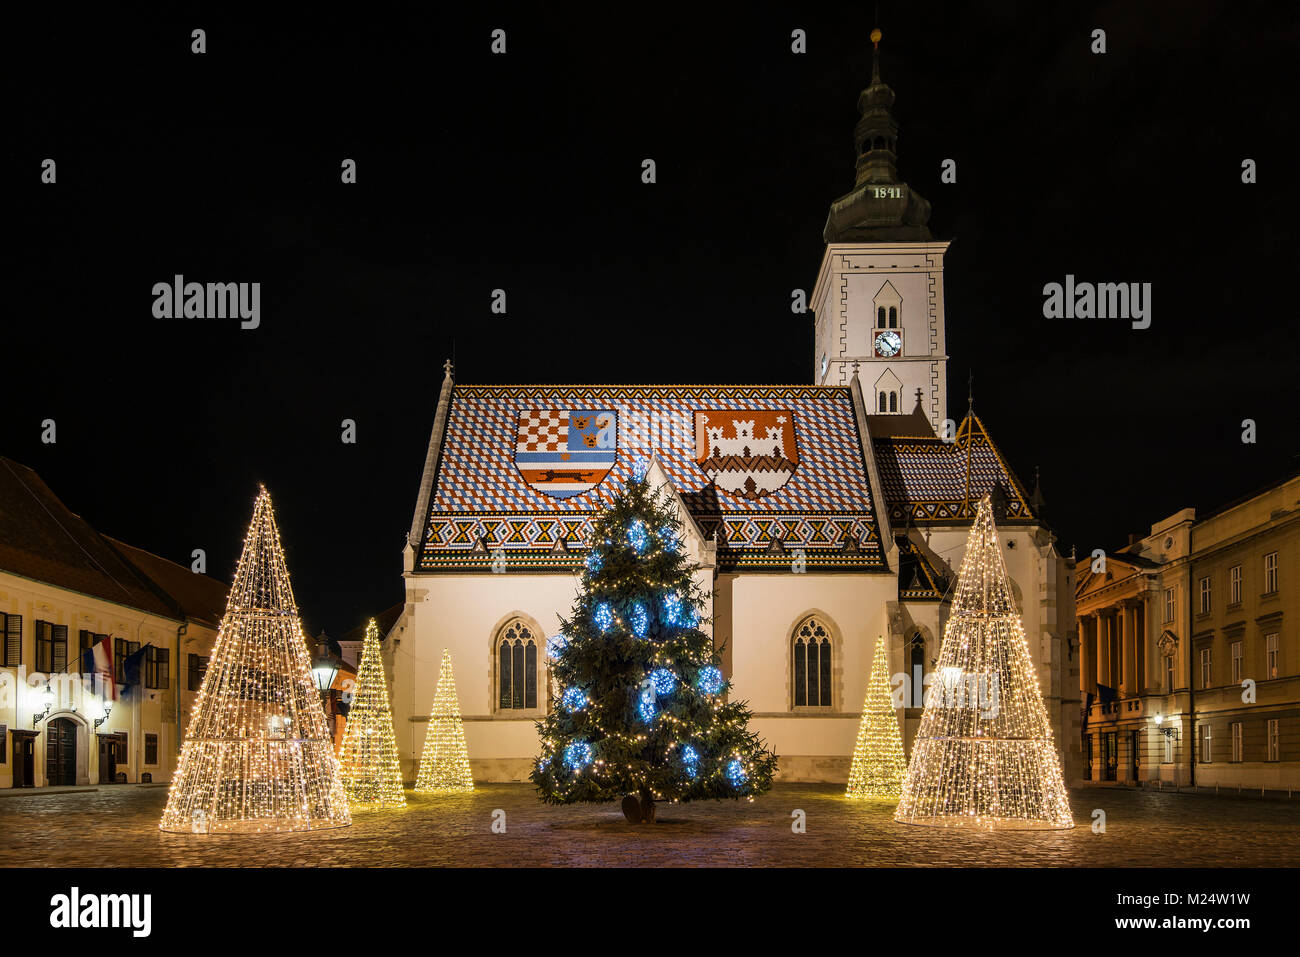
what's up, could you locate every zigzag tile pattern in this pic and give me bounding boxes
[418,385,885,571]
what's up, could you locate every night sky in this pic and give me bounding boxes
[7,3,1298,636]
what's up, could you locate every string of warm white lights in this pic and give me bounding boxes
[160,485,351,834]
[895,494,1073,830]
[337,618,407,808]
[413,649,474,792]
[845,637,907,799]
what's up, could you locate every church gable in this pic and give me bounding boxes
[415,384,886,572]
[872,413,1035,525]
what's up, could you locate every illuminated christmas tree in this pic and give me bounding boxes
[414,649,474,792]
[845,637,907,799]
[337,619,406,808]
[531,475,777,823]
[896,495,1073,829]
[160,485,350,833]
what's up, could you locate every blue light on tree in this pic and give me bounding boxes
[630,602,649,638]
[681,745,699,778]
[585,551,603,573]
[658,525,680,552]
[546,633,568,659]
[662,592,683,626]
[627,519,649,554]
[561,687,587,710]
[638,690,656,722]
[594,603,615,633]
[726,758,748,786]
[649,668,677,695]
[564,741,593,770]
[697,666,724,695]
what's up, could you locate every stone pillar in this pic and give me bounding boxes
[1136,599,1147,693]
[1096,611,1111,691]
[1117,605,1129,694]
[1079,614,1095,695]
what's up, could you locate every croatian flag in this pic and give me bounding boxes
[79,636,116,700]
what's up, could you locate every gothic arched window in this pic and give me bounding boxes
[888,306,898,328]
[889,391,898,412]
[878,392,888,412]
[877,306,886,328]
[793,617,832,708]
[497,619,537,711]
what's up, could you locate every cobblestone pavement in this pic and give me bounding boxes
[2,784,1298,867]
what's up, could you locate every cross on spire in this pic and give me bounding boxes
[443,359,454,380]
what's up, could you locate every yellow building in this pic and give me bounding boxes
[0,458,224,788]
[1075,473,1299,791]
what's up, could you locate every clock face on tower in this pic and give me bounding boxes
[874,330,902,357]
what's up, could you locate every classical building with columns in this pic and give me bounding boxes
[1075,473,1299,790]
[388,34,1081,786]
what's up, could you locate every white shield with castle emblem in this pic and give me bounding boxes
[693,410,799,500]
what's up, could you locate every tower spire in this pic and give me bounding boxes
[822,28,932,243]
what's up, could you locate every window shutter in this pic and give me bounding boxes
[52,624,68,673]
[3,614,19,666]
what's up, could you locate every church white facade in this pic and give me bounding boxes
[386,38,1081,785]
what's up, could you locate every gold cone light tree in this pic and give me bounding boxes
[160,485,350,834]
[414,649,474,792]
[337,619,406,808]
[845,637,908,799]
[895,495,1073,830]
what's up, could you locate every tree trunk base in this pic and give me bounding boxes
[621,794,643,824]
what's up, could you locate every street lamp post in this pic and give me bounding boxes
[311,639,344,739]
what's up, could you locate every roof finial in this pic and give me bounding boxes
[443,358,454,381]
[870,26,883,84]
[967,369,974,414]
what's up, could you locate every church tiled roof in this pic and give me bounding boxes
[872,413,1035,525]
[416,385,886,572]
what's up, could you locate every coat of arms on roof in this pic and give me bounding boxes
[515,409,617,500]
[693,410,799,501]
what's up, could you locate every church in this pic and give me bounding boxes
[387,34,1081,784]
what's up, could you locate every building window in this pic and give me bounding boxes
[1162,733,1174,764]
[1198,576,1212,614]
[1163,588,1175,623]
[1263,551,1278,594]
[35,621,68,674]
[115,640,140,684]
[188,654,210,692]
[1200,647,1212,689]
[876,306,886,328]
[888,306,898,328]
[1164,654,1175,692]
[1231,641,1243,684]
[496,619,537,711]
[1199,724,1212,764]
[1267,719,1280,762]
[1,613,20,667]
[144,733,158,766]
[145,647,170,689]
[908,635,926,707]
[1265,633,1279,680]
[792,617,833,708]
[1230,722,1243,763]
[1229,565,1242,605]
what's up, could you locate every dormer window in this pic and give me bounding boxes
[873,370,903,414]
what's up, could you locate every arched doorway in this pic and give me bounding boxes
[46,717,77,786]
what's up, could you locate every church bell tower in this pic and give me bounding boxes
[811,28,949,433]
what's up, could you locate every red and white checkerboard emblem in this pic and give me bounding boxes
[515,409,618,499]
